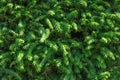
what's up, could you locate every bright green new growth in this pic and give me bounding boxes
[0,0,120,80]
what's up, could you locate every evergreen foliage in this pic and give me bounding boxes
[0,0,120,80]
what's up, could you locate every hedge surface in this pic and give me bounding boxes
[0,0,120,80]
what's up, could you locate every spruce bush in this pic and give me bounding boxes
[0,0,120,80]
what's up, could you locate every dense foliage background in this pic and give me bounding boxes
[0,0,120,80]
